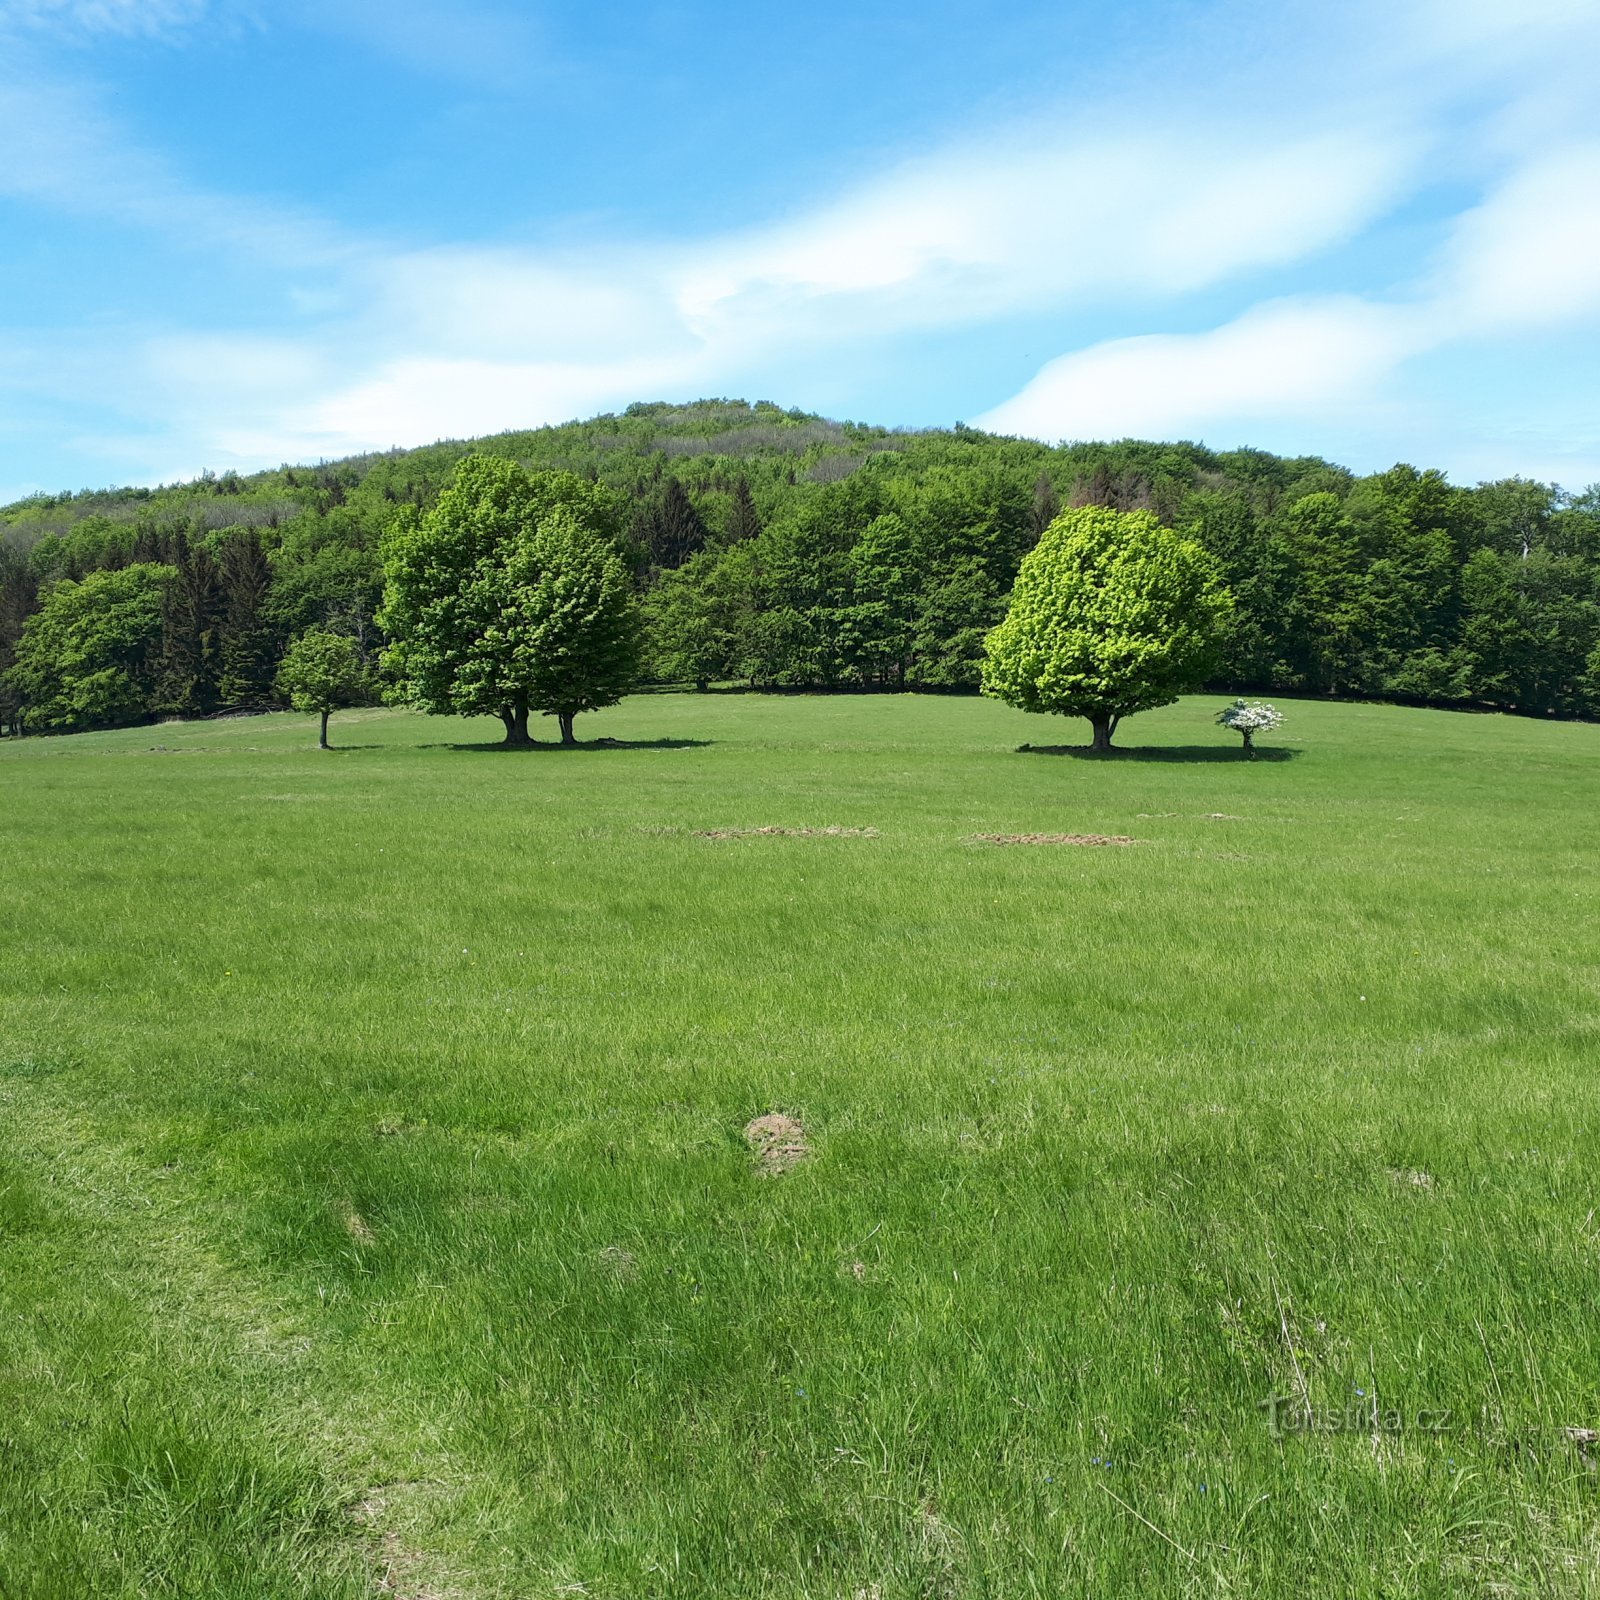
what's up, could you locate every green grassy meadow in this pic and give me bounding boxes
[1,693,1597,1597]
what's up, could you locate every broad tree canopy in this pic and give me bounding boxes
[276,627,365,747]
[3,562,171,733]
[982,506,1231,750]
[379,456,639,745]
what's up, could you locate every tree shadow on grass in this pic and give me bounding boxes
[1017,743,1300,763]
[421,737,716,753]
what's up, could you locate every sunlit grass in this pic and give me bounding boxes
[2,693,1597,1596]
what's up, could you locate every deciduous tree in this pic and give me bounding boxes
[275,627,365,748]
[379,456,639,745]
[3,563,171,733]
[983,506,1230,751]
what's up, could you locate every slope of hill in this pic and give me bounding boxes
[2,399,1597,734]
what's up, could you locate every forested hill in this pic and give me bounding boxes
[4,397,1599,734]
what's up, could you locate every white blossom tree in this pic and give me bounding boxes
[1216,698,1284,757]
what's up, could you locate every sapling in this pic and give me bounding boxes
[1216,698,1284,757]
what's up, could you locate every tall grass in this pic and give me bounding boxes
[1,694,1596,1596]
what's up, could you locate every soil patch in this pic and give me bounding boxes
[744,1112,810,1175]
[969,832,1137,847]
[597,1245,639,1282]
[1389,1168,1435,1190]
[698,825,878,839]
[351,1485,453,1600]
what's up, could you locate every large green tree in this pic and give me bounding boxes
[379,456,640,746]
[3,563,172,733]
[982,506,1231,751]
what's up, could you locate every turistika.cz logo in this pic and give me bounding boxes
[1259,1394,1454,1438]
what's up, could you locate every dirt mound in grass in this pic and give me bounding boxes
[698,825,878,839]
[969,832,1137,847]
[744,1112,810,1174]
[597,1245,639,1283]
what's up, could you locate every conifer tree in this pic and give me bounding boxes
[218,530,278,709]
[726,476,762,543]
[1027,473,1059,543]
[651,478,708,569]
[157,533,225,718]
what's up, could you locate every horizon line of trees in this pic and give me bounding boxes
[5,405,1600,737]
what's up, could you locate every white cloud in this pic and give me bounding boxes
[199,116,1420,463]
[1433,144,1600,333]
[674,123,1417,344]
[3,0,1600,486]
[978,127,1600,455]
[293,0,548,88]
[0,76,349,266]
[977,298,1427,442]
[236,354,704,461]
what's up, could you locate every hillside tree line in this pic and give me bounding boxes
[3,400,1600,735]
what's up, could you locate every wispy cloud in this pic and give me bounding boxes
[293,0,550,88]
[977,137,1600,460]
[0,0,211,39]
[251,107,1417,455]
[0,74,350,267]
[978,298,1427,444]
[2,0,1599,493]
[1432,143,1600,333]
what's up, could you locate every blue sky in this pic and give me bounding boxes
[2,0,1598,502]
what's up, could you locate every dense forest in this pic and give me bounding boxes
[4,398,1599,735]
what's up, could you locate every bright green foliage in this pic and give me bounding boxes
[508,507,642,742]
[3,694,1599,1596]
[8,404,1600,734]
[645,545,757,689]
[1453,546,1600,714]
[842,512,918,686]
[275,628,365,747]
[379,456,639,745]
[3,563,171,732]
[982,506,1231,749]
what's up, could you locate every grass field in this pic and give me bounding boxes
[1,692,1597,1598]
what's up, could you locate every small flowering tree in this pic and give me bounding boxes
[1216,698,1284,757]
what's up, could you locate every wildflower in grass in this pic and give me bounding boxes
[1216,698,1285,758]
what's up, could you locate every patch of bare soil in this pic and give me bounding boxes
[698,825,878,839]
[968,832,1137,847]
[744,1112,811,1175]
[1389,1168,1435,1190]
[597,1244,639,1283]
[352,1486,456,1600]
[344,1210,376,1244]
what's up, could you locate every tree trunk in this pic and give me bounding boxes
[500,705,532,747]
[557,711,576,746]
[1243,728,1255,758]
[1090,713,1116,753]
[319,708,330,750]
